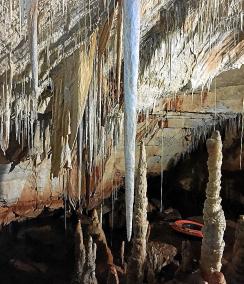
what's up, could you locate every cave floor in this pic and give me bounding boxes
[0,211,237,284]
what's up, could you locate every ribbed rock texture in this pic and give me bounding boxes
[72,220,86,284]
[88,209,118,284]
[200,131,226,280]
[72,219,97,284]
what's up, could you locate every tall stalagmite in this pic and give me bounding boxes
[72,220,86,284]
[72,219,97,284]
[227,215,244,284]
[200,131,226,280]
[88,209,118,283]
[127,142,149,284]
[83,236,97,284]
[123,0,141,241]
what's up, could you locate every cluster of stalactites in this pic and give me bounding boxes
[0,0,40,153]
[139,0,244,105]
[50,1,124,209]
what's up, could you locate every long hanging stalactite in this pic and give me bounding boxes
[30,0,39,99]
[123,0,141,242]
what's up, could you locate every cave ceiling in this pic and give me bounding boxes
[0,0,244,224]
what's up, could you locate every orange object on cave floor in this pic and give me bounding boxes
[170,219,204,238]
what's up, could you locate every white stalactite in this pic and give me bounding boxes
[123,0,140,242]
[30,0,39,98]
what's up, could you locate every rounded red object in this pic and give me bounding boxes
[170,219,204,238]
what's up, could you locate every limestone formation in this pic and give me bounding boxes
[146,242,177,284]
[72,219,86,283]
[200,131,226,280]
[88,209,118,283]
[72,219,98,284]
[179,240,193,273]
[0,0,244,225]
[82,236,98,284]
[123,0,141,242]
[227,215,244,284]
[209,272,226,284]
[127,142,149,284]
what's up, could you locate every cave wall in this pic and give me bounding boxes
[1,0,244,224]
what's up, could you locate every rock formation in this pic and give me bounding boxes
[72,219,86,283]
[209,272,226,284]
[179,240,193,274]
[146,242,177,284]
[72,219,97,284]
[88,209,118,283]
[123,0,141,242]
[200,131,226,281]
[227,215,244,284]
[0,1,244,283]
[82,236,97,284]
[127,142,149,284]
[1,0,244,225]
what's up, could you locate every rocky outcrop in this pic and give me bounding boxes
[146,242,177,284]
[200,131,226,281]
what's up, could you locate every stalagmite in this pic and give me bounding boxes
[72,219,98,284]
[88,209,118,283]
[72,220,86,284]
[179,240,193,273]
[227,215,244,284]
[123,0,141,242]
[127,142,149,284]
[82,236,97,284]
[200,131,226,281]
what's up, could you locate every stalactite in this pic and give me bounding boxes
[33,120,42,163]
[200,131,226,281]
[123,0,141,242]
[160,128,164,212]
[29,0,39,99]
[51,33,97,177]
[127,142,149,284]
[116,0,123,102]
[240,99,244,170]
